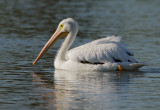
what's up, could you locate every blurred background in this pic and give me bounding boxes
[0,0,160,110]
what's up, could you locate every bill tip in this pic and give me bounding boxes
[32,61,35,66]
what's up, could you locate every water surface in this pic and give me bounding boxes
[0,0,160,110]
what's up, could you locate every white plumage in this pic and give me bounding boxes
[67,36,136,63]
[33,18,145,71]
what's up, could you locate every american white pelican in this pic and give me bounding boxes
[33,18,145,71]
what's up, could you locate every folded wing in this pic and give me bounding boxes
[67,36,137,64]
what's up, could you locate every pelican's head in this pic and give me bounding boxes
[58,18,79,34]
[33,18,78,65]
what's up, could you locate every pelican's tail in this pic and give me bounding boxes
[119,63,146,71]
[130,63,146,70]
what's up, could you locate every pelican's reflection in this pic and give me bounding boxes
[33,70,144,110]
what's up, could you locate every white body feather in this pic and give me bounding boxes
[54,35,144,71]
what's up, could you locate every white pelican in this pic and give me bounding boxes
[33,18,145,71]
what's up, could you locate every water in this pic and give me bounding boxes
[0,0,160,110]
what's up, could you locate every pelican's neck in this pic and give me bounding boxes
[55,28,78,62]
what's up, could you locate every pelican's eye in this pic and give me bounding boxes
[59,24,63,30]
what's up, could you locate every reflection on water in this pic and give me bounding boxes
[33,70,145,110]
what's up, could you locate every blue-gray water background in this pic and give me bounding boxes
[0,0,160,110]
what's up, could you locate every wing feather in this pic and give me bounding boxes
[66,36,137,64]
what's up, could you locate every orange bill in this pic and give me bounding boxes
[33,29,69,65]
